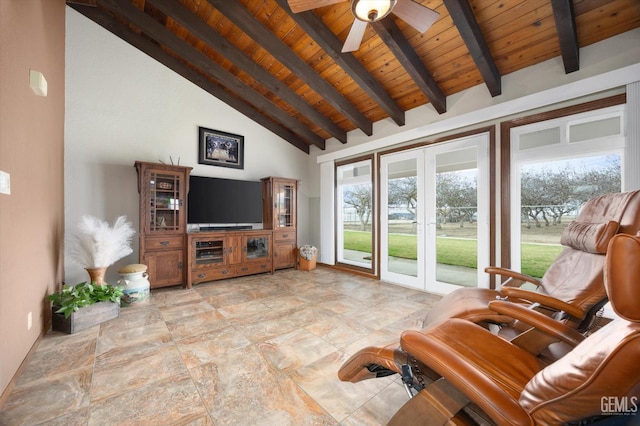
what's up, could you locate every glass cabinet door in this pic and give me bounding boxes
[275,181,296,229]
[148,170,184,233]
[194,239,225,266]
[244,236,269,260]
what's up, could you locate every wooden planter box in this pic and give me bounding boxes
[52,301,120,334]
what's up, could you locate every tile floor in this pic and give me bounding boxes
[0,267,442,425]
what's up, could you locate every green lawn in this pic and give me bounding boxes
[343,230,562,278]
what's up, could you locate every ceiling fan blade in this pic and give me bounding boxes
[342,18,368,52]
[287,0,347,13]
[393,0,439,33]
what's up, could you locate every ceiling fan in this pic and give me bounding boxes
[287,0,439,52]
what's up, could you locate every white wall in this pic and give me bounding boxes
[64,8,310,285]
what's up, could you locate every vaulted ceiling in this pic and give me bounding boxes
[66,0,640,153]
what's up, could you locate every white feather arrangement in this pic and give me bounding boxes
[68,215,136,268]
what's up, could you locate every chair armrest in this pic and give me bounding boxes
[401,328,534,426]
[485,266,541,288]
[488,300,585,347]
[499,287,584,320]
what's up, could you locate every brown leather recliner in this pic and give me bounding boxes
[339,190,640,384]
[388,232,640,426]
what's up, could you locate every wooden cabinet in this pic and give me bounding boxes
[144,249,184,288]
[272,230,297,270]
[135,161,192,288]
[187,230,272,287]
[262,177,298,270]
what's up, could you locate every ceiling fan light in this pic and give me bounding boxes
[352,0,396,23]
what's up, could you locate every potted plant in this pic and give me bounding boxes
[49,215,135,333]
[48,281,124,334]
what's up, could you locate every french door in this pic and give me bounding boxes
[380,150,424,289]
[380,134,490,294]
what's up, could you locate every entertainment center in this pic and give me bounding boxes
[187,230,272,286]
[135,161,298,289]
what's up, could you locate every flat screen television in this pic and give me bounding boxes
[188,176,263,226]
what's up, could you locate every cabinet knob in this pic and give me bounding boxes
[241,267,249,272]
[222,270,229,275]
[178,262,183,270]
[282,234,288,238]
[198,273,206,278]
[160,241,170,245]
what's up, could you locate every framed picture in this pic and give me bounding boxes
[198,126,244,169]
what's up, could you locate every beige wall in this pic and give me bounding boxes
[0,0,66,398]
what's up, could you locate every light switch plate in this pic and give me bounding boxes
[0,170,11,195]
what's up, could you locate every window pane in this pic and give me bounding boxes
[519,127,561,150]
[387,159,418,277]
[519,154,621,277]
[436,148,478,287]
[569,117,621,143]
[337,159,373,270]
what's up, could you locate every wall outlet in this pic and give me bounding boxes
[27,312,32,330]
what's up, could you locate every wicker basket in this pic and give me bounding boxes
[299,256,316,271]
[298,245,317,271]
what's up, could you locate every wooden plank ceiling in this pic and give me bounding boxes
[67,0,640,153]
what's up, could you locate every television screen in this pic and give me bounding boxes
[188,176,263,225]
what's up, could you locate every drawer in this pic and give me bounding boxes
[236,262,271,276]
[145,236,183,250]
[273,231,295,242]
[192,266,236,284]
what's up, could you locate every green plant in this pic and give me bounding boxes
[47,282,124,319]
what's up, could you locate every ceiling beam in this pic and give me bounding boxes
[205,0,373,137]
[443,0,501,97]
[94,0,325,150]
[551,0,580,74]
[147,0,345,144]
[70,4,311,153]
[275,0,406,127]
[372,18,447,114]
